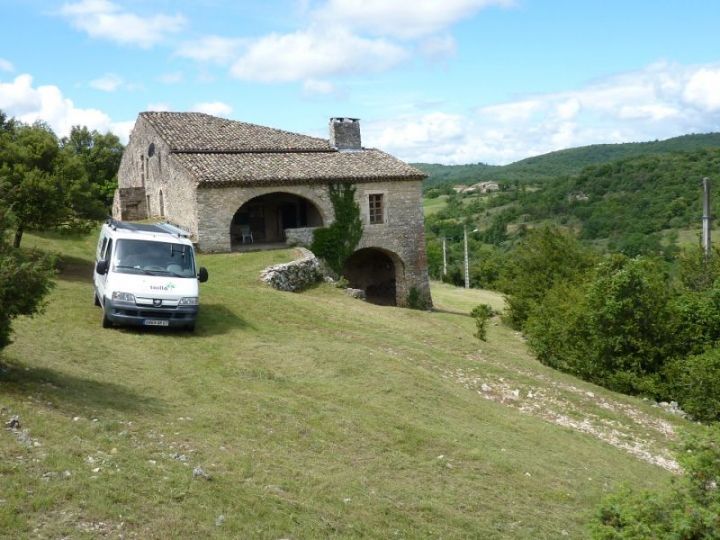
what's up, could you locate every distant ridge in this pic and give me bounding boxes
[415,132,720,188]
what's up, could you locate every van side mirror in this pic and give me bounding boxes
[96,260,108,275]
[198,267,209,283]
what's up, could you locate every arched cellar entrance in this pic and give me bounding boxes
[230,193,323,249]
[343,248,404,306]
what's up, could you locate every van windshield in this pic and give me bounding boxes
[113,239,196,278]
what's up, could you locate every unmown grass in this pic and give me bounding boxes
[0,230,682,538]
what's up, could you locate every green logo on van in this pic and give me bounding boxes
[150,282,176,292]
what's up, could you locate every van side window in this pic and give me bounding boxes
[103,239,113,262]
[98,237,107,260]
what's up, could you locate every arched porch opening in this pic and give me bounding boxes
[230,192,323,250]
[343,248,404,306]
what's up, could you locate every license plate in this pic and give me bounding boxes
[144,319,169,326]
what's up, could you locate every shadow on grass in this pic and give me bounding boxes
[0,359,165,415]
[108,303,253,338]
[55,254,94,283]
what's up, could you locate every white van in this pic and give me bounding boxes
[93,220,209,331]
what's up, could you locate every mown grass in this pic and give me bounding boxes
[0,230,682,538]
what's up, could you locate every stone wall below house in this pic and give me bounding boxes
[284,227,317,247]
[259,248,323,292]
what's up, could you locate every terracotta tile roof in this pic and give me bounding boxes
[140,111,332,152]
[172,150,426,186]
[141,112,426,185]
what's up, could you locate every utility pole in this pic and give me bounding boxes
[463,225,470,289]
[703,177,712,260]
[442,237,447,277]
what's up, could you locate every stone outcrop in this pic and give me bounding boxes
[259,249,323,292]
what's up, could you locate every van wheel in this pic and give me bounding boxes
[94,293,101,307]
[185,324,196,332]
[102,313,112,328]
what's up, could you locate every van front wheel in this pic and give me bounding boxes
[102,312,112,328]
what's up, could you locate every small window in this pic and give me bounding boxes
[146,194,151,216]
[140,153,145,186]
[369,194,384,224]
[159,190,165,217]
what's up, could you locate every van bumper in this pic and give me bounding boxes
[103,298,199,328]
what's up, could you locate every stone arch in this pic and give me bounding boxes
[229,191,325,248]
[343,247,406,306]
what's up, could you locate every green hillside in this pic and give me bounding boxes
[416,132,720,188]
[0,231,685,538]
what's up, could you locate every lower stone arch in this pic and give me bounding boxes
[342,247,406,306]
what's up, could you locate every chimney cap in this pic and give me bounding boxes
[330,117,360,123]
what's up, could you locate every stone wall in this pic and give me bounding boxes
[115,116,199,240]
[284,227,317,247]
[259,248,323,292]
[112,187,147,221]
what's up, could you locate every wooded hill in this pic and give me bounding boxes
[415,132,720,188]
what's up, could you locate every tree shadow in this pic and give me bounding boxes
[55,254,95,283]
[0,358,165,415]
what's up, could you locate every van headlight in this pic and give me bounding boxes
[112,291,136,303]
[179,297,198,306]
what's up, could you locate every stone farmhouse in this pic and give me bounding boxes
[113,112,431,307]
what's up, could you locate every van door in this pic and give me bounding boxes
[95,238,113,304]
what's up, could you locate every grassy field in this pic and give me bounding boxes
[0,230,687,538]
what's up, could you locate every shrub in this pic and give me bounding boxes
[311,183,362,274]
[471,304,495,341]
[666,349,720,422]
[407,287,429,310]
[591,426,720,539]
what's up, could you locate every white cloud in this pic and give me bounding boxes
[417,35,457,62]
[59,0,186,48]
[146,102,171,112]
[157,72,184,84]
[303,79,337,96]
[364,61,720,164]
[175,36,246,64]
[316,0,513,39]
[192,101,232,117]
[0,73,131,141]
[683,67,720,112]
[0,74,111,134]
[90,73,123,92]
[230,28,408,82]
[0,58,14,72]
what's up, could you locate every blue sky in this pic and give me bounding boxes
[1,0,720,164]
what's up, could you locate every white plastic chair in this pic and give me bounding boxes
[239,225,253,244]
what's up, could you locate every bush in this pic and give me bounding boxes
[310,183,362,274]
[666,349,720,422]
[500,226,596,329]
[0,206,55,350]
[591,426,720,539]
[471,304,495,341]
[407,287,429,310]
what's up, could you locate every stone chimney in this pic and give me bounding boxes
[329,117,361,150]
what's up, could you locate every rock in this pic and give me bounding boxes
[480,383,492,392]
[193,466,210,480]
[345,288,366,300]
[215,515,225,527]
[5,415,20,429]
[259,248,323,292]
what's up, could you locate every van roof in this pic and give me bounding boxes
[104,220,194,245]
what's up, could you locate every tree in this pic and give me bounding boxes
[0,204,54,350]
[0,114,106,247]
[61,126,124,207]
[500,226,596,329]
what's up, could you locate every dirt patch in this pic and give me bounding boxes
[438,360,680,473]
